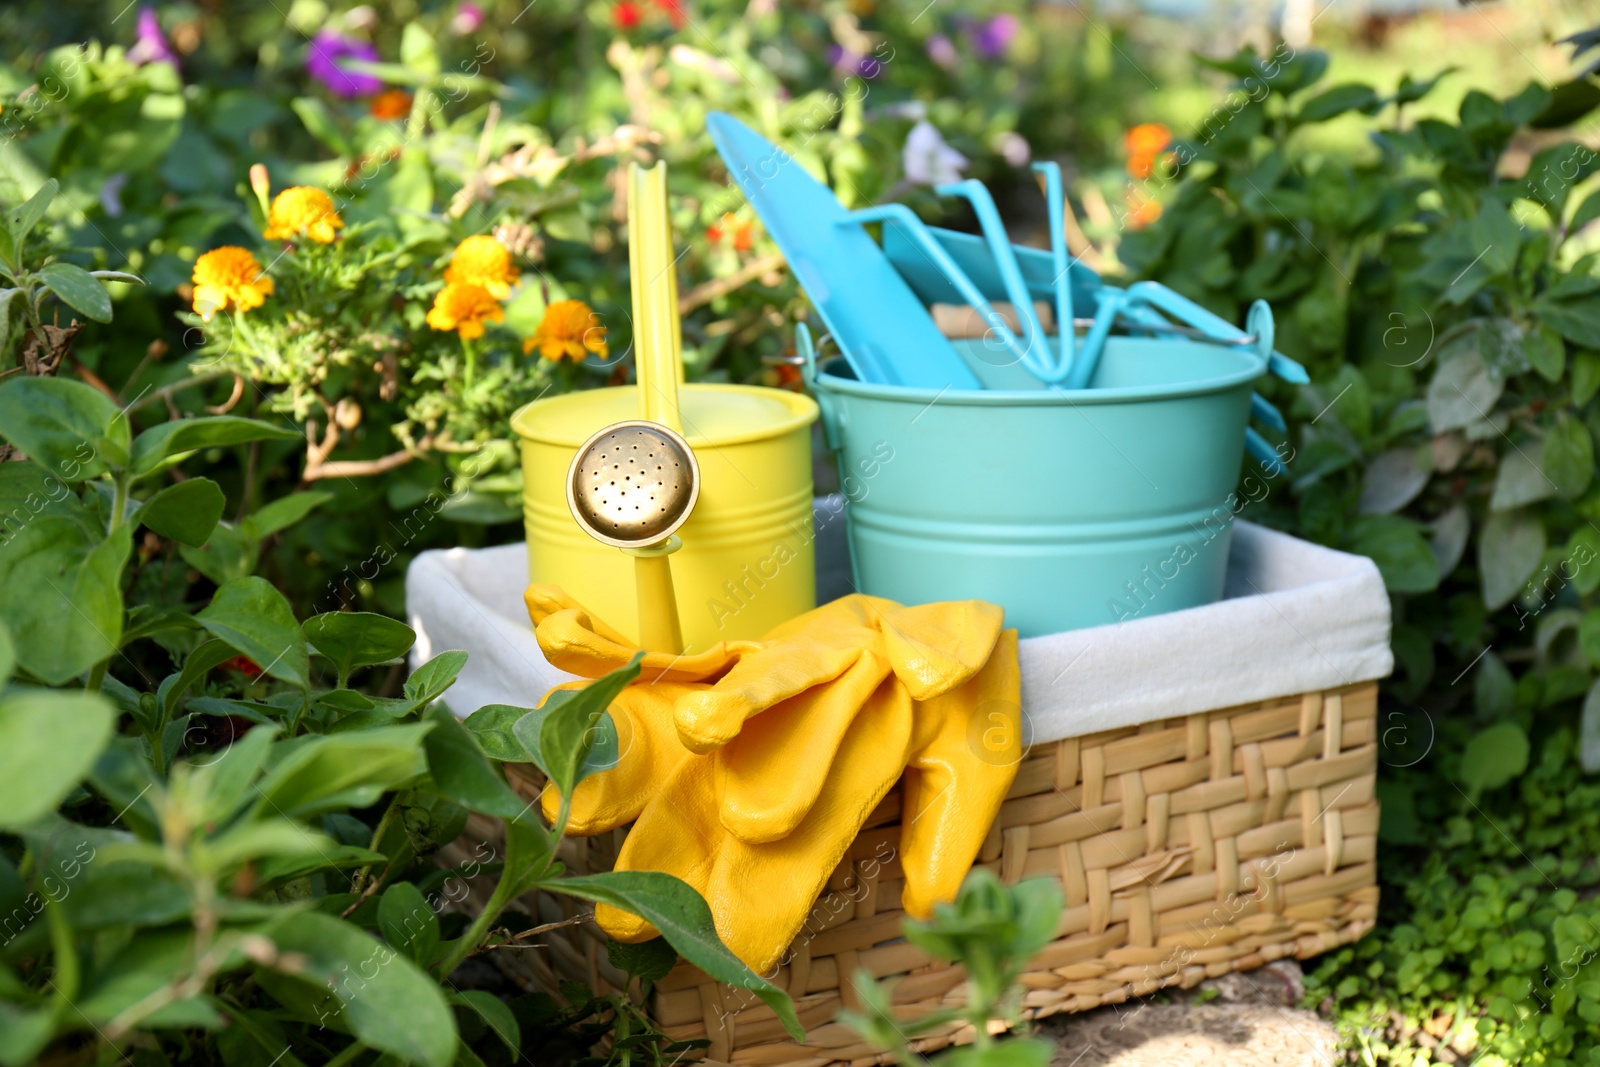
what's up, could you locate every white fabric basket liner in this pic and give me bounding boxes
[406,516,1392,744]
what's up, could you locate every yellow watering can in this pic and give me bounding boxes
[514,162,818,653]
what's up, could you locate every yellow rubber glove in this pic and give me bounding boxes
[538,679,700,835]
[597,677,916,972]
[899,629,1021,918]
[526,586,1023,972]
[671,596,890,753]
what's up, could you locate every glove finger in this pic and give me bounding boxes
[673,627,874,753]
[598,755,723,943]
[702,678,914,972]
[879,600,1005,702]
[716,648,892,844]
[541,681,699,835]
[530,600,749,682]
[899,628,1021,919]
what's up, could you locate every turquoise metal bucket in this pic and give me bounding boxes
[807,334,1269,636]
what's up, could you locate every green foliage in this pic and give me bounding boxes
[0,204,795,1063]
[1124,47,1600,1065]
[844,870,1062,1066]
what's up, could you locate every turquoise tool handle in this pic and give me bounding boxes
[841,203,1032,367]
[937,179,1063,383]
[1031,161,1076,385]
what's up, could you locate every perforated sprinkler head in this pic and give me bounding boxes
[566,421,700,549]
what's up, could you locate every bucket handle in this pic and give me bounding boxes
[798,323,846,452]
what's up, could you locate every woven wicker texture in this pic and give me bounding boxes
[445,682,1379,1067]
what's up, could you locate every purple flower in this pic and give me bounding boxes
[128,7,178,67]
[306,30,382,98]
[450,1,485,35]
[826,44,883,80]
[925,34,958,70]
[969,13,1018,61]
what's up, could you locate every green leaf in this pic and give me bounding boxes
[0,376,129,479]
[180,520,254,586]
[1480,511,1546,610]
[1346,515,1439,594]
[1473,652,1516,717]
[38,262,112,322]
[607,937,679,985]
[941,1040,1055,1067]
[133,477,226,546]
[263,911,456,1067]
[304,612,416,681]
[1426,349,1503,433]
[510,662,635,792]
[1571,526,1600,595]
[1526,322,1566,381]
[0,520,130,684]
[192,723,279,825]
[1577,351,1600,406]
[1459,721,1530,800]
[379,882,441,967]
[0,1004,58,1065]
[1581,679,1600,773]
[450,991,519,1055]
[1571,189,1600,236]
[462,703,538,762]
[0,691,113,829]
[0,624,13,686]
[1296,83,1380,123]
[1537,294,1600,349]
[161,638,244,722]
[198,821,342,873]
[289,97,354,157]
[130,415,300,479]
[555,871,802,1041]
[403,650,469,708]
[197,577,310,689]
[400,23,441,78]
[241,491,333,539]
[1491,445,1555,511]
[253,726,431,818]
[6,178,57,247]
[1545,417,1595,498]
[422,704,530,819]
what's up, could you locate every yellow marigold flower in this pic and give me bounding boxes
[524,299,607,362]
[263,186,344,243]
[426,282,505,340]
[191,246,274,321]
[442,234,519,299]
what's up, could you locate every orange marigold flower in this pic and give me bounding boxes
[263,186,344,243]
[369,88,413,120]
[1124,122,1172,160]
[442,234,520,298]
[426,282,505,340]
[191,246,274,321]
[524,299,608,362]
[707,212,754,252]
[1125,189,1162,230]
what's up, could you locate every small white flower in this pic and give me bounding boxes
[998,131,1031,168]
[903,120,969,187]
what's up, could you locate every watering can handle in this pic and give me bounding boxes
[628,162,685,431]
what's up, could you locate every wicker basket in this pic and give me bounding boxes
[446,680,1379,1066]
